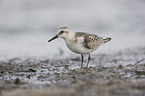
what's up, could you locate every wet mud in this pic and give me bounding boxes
[0,47,145,96]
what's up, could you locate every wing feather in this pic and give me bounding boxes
[84,34,102,49]
[75,32,103,49]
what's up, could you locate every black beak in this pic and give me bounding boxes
[48,35,58,42]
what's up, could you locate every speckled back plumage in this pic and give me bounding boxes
[75,32,110,49]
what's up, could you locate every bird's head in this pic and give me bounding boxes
[48,27,70,42]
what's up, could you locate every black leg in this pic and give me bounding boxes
[81,54,84,68]
[86,54,90,67]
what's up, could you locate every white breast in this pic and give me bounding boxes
[64,37,97,54]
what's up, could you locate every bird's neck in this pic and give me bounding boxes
[63,31,76,43]
[66,31,75,40]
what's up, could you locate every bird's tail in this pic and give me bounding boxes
[103,38,111,43]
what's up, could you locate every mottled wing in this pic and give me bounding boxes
[84,34,103,49]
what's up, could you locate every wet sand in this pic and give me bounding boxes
[0,47,145,96]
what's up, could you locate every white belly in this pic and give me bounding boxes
[65,40,97,54]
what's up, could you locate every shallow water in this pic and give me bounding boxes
[0,47,145,86]
[0,47,145,96]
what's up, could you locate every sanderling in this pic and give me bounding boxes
[48,27,111,68]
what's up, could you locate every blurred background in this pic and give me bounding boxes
[0,0,145,61]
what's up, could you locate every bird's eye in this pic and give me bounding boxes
[60,31,64,33]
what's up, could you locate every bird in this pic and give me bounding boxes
[48,27,111,68]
